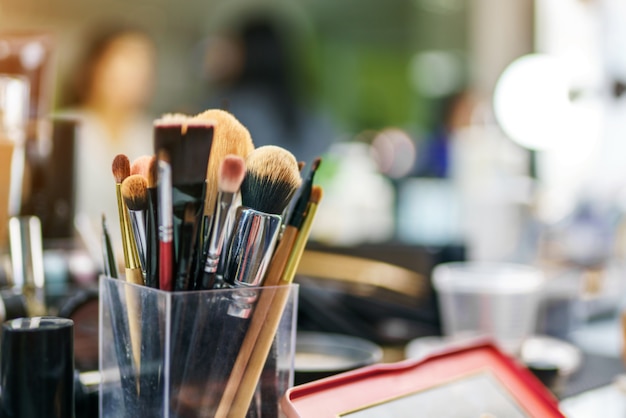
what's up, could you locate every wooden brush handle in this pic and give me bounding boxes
[214,227,297,417]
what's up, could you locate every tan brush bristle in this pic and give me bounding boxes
[193,109,254,216]
[298,161,306,172]
[147,156,158,189]
[121,174,149,211]
[240,145,302,215]
[218,155,246,194]
[309,184,323,205]
[155,113,192,134]
[112,154,131,184]
[130,155,153,178]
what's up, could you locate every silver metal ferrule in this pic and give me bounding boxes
[222,207,282,288]
[157,160,173,242]
[204,191,237,275]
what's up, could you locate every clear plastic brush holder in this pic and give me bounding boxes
[99,276,299,417]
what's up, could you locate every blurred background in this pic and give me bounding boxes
[2,0,626,413]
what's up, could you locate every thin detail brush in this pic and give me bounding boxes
[288,157,322,229]
[101,214,118,279]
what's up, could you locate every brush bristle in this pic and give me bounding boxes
[112,154,131,184]
[121,174,149,211]
[218,155,246,194]
[310,157,322,174]
[194,109,254,215]
[241,146,302,215]
[147,156,158,188]
[298,161,306,172]
[184,202,197,224]
[310,185,323,205]
[131,155,153,178]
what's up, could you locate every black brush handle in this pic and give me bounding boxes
[145,187,159,289]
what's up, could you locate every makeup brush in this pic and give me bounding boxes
[175,202,199,291]
[157,150,174,291]
[101,214,118,279]
[154,118,214,288]
[217,186,323,418]
[221,146,302,289]
[200,155,245,289]
[130,155,152,178]
[261,158,321,288]
[287,157,322,229]
[121,175,149,278]
[145,157,159,288]
[111,154,142,285]
[101,214,139,410]
[192,109,254,280]
[112,155,144,384]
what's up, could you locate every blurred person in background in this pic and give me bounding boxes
[58,25,156,263]
[201,14,335,165]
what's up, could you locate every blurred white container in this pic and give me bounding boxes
[433,261,544,355]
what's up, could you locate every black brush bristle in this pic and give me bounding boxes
[240,172,297,215]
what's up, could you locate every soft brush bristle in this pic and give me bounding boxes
[194,109,254,215]
[131,155,153,178]
[218,155,246,194]
[240,146,302,215]
[121,174,149,211]
[112,154,131,184]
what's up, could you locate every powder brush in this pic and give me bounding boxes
[222,145,302,289]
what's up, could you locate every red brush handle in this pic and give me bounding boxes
[159,241,173,291]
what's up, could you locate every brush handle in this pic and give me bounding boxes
[214,226,297,416]
[200,191,237,289]
[129,210,147,276]
[102,218,119,279]
[145,188,159,289]
[157,159,174,291]
[159,240,173,292]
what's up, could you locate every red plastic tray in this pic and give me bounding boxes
[282,341,565,417]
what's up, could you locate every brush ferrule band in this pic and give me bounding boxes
[157,160,173,229]
[223,207,281,288]
[159,225,173,242]
[205,191,237,274]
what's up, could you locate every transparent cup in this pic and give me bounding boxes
[433,262,544,355]
[99,276,298,417]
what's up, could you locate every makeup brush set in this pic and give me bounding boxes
[100,109,322,417]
